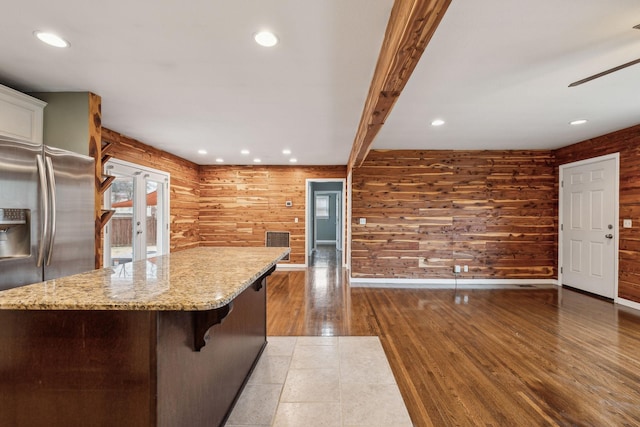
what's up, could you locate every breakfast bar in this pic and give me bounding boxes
[0,246,289,427]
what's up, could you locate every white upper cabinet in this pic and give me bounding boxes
[0,84,46,143]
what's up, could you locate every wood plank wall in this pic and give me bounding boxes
[199,166,346,264]
[554,124,640,303]
[101,128,200,254]
[351,150,557,280]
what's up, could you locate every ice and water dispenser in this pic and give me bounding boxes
[0,208,30,259]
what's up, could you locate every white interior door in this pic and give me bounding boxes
[561,156,618,298]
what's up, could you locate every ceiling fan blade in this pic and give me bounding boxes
[569,57,640,87]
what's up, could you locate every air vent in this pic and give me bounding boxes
[266,231,290,261]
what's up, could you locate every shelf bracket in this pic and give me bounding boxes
[191,264,275,352]
[193,302,233,352]
[98,175,116,195]
[253,265,276,292]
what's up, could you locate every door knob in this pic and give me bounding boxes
[605,234,613,239]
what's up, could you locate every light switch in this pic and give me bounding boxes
[294,217,298,223]
[359,218,366,225]
[623,219,632,228]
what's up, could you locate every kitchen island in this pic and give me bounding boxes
[0,246,289,427]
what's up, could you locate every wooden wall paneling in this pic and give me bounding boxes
[101,128,200,254]
[554,124,640,302]
[351,149,557,281]
[199,166,346,264]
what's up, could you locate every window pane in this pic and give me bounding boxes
[316,195,329,218]
[110,176,134,267]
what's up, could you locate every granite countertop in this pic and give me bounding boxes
[0,247,289,311]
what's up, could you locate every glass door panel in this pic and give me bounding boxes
[144,177,164,259]
[109,175,135,268]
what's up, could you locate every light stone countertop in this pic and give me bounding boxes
[0,247,289,311]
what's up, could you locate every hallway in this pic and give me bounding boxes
[309,244,341,268]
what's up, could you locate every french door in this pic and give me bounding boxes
[103,159,170,269]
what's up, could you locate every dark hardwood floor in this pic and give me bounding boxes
[267,247,640,426]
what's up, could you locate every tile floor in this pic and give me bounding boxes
[225,336,413,427]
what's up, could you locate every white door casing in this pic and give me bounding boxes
[305,179,346,267]
[559,154,618,299]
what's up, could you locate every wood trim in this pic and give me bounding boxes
[98,175,116,195]
[99,209,115,229]
[101,139,114,155]
[87,93,103,269]
[347,0,452,171]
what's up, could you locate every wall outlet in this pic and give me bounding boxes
[623,219,632,228]
[359,218,366,225]
[454,265,461,273]
[285,200,293,207]
[463,265,469,273]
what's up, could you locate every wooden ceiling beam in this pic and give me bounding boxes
[347,0,452,171]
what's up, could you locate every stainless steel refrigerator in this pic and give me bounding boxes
[0,136,94,291]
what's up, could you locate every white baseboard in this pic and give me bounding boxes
[276,263,306,270]
[616,297,640,312]
[349,277,559,289]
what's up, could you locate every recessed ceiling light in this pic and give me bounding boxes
[570,119,588,125]
[289,158,298,163]
[215,158,224,163]
[34,31,69,48]
[253,158,261,163]
[282,149,291,155]
[431,119,445,127]
[241,149,250,155]
[254,31,278,47]
[197,149,207,155]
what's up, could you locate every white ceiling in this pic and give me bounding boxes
[0,0,393,165]
[1,1,640,165]
[375,0,640,151]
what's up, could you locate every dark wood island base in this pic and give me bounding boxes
[0,266,273,427]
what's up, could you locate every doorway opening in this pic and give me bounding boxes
[306,179,345,267]
[103,159,170,271]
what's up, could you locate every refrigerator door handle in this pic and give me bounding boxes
[45,156,57,266]
[36,154,49,268]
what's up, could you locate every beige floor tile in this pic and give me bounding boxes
[265,336,297,356]
[230,337,412,426]
[290,342,339,369]
[339,355,396,385]
[340,383,413,426]
[296,336,338,346]
[272,402,342,427]
[248,355,292,385]
[225,383,282,426]
[281,368,340,402]
[338,336,384,354]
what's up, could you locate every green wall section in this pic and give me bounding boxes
[30,92,89,155]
